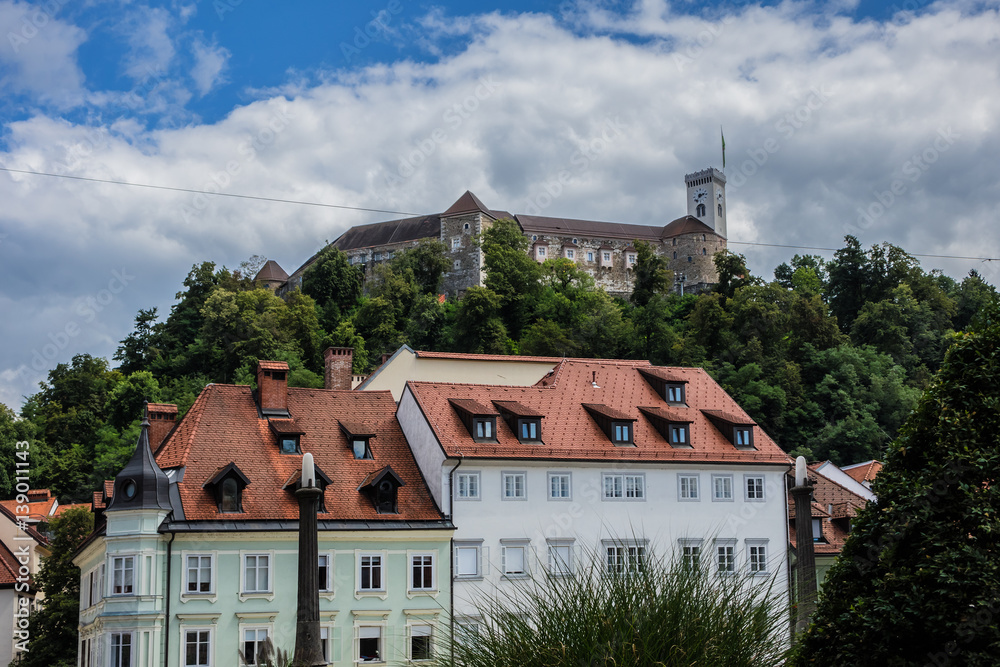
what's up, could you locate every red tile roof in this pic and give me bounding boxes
[843,460,883,485]
[257,361,289,371]
[0,541,23,587]
[0,490,56,523]
[414,350,562,363]
[155,384,444,523]
[54,503,90,516]
[407,360,790,463]
[787,465,870,555]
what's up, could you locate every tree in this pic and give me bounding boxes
[713,249,758,299]
[453,286,509,354]
[113,308,160,375]
[392,239,451,295]
[301,245,362,326]
[481,219,542,339]
[630,240,672,307]
[793,307,1000,665]
[17,507,94,667]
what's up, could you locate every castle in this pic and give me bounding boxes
[262,167,728,298]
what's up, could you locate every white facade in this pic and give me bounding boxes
[686,167,727,238]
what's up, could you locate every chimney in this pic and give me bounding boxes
[257,361,290,416]
[324,347,353,390]
[147,403,178,451]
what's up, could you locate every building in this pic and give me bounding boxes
[0,501,51,664]
[394,357,791,622]
[842,459,883,490]
[270,167,728,298]
[73,360,453,666]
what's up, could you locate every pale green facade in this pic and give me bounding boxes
[76,511,452,666]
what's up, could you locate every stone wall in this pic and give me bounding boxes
[440,211,489,297]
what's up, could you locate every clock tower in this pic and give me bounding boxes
[685,167,727,239]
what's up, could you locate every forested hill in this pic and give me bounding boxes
[2,220,996,503]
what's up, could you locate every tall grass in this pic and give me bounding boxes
[436,547,790,667]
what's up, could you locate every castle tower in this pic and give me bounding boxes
[685,167,727,239]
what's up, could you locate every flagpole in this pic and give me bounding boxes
[720,125,726,174]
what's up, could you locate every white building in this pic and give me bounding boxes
[396,358,792,622]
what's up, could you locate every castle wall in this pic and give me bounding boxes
[440,211,488,297]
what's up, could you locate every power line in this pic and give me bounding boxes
[0,166,420,217]
[3,164,998,263]
[727,240,999,263]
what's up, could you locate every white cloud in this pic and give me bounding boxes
[190,37,230,96]
[120,6,176,80]
[1,2,1000,408]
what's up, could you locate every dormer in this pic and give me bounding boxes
[357,466,406,514]
[582,403,635,446]
[638,367,688,405]
[340,421,376,459]
[638,406,694,448]
[269,418,304,454]
[449,398,499,443]
[702,410,756,449]
[283,465,332,512]
[203,463,251,513]
[493,400,544,444]
[624,246,637,270]
[256,360,290,417]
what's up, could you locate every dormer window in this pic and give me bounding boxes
[280,437,299,454]
[638,406,693,448]
[702,410,756,450]
[269,418,304,454]
[474,418,495,442]
[340,421,376,459]
[666,383,685,404]
[583,404,636,446]
[613,422,632,444]
[669,424,689,446]
[283,466,332,513]
[450,399,500,444]
[493,400,545,445]
[734,427,753,448]
[204,463,250,514]
[357,466,406,515]
[519,419,540,442]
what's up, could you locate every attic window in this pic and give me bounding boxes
[358,466,406,515]
[613,422,632,444]
[221,479,240,512]
[280,437,300,454]
[638,406,693,448]
[283,467,332,513]
[204,463,250,514]
[669,424,689,446]
[474,418,495,442]
[449,399,500,444]
[269,419,304,454]
[353,439,372,460]
[666,383,685,405]
[702,410,756,450]
[583,404,636,446]
[518,419,541,443]
[340,421,376,460]
[734,427,753,448]
[493,400,545,445]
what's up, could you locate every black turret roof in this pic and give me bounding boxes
[106,413,172,513]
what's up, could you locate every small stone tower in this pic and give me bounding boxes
[685,167,727,239]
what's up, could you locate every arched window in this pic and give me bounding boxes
[673,251,677,259]
[718,204,723,216]
[702,248,707,255]
[696,203,706,217]
[672,238,677,246]
[221,478,239,512]
[702,234,706,241]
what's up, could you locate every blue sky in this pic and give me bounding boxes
[1,0,999,408]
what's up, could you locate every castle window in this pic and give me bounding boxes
[688,256,693,262]
[697,203,706,217]
[454,260,461,271]
[374,252,382,261]
[587,251,594,262]
[532,235,537,241]
[702,234,706,241]
[718,204,723,216]
[566,249,574,260]
[672,238,676,246]
[452,237,461,250]
[537,246,546,258]
[572,238,578,244]
[702,248,707,255]
[673,252,677,259]
[464,222,470,231]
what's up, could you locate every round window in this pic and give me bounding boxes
[123,480,137,500]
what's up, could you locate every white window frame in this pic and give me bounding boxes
[501,471,527,500]
[500,539,531,578]
[110,555,135,596]
[454,541,486,580]
[678,474,700,501]
[627,252,637,265]
[747,539,769,575]
[716,539,737,575]
[182,627,213,667]
[240,626,270,666]
[183,553,215,596]
[602,473,645,501]
[712,474,734,502]
[409,552,436,592]
[603,540,647,575]
[356,623,384,663]
[546,539,574,576]
[565,248,575,260]
[408,623,434,662]
[679,538,703,570]
[109,631,133,667]
[455,471,481,500]
[537,246,547,258]
[547,472,571,500]
[357,551,387,594]
[451,236,461,250]
[240,552,273,596]
[318,552,332,594]
[745,474,766,501]
[586,251,594,262]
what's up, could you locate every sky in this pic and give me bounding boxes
[1,0,999,409]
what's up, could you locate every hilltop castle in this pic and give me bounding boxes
[261,167,728,298]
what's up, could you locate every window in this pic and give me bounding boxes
[242,628,269,665]
[606,543,646,574]
[566,249,575,259]
[702,247,707,255]
[612,422,632,444]
[680,539,702,569]
[717,543,736,574]
[243,554,270,593]
[359,554,384,591]
[702,234,707,241]
[812,518,824,542]
[745,475,765,501]
[373,252,382,261]
[110,632,132,667]
[184,629,211,667]
[712,475,734,501]
[452,237,461,250]
[185,554,213,594]
[454,542,483,579]
[89,564,104,606]
[547,541,573,576]
[221,477,240,512]
[628,253,637,265]
[455,472,480,500]
[603,251,611,262]
[735,427,753,447]
[453,259,461,271]
[666,383,685,404]
[279,436,299,454]
[537,246,547,258]
[672,238,677,246]
[502,472,526,500]
[352,438,372,460]
[718,203,723,216]
[318,554,331,592]
[410,624,433,661]
[518,419,541,443]
[411,554,434,590]
[697,203,706,216]
[548,472,571,500]
[111,556,134,595]
[688,256,693,262]
[572,238,578,244]
[678,474,700,501]
[464,222,470,230]
[501,541,529,577]
[587,251,594,262]
[673,251,677,259]
[320,627,330,661]
[358,626,382,662]
[669,424,689,446]
[748,541,768,574]
[603,473,644,500]
[473,418,495,442]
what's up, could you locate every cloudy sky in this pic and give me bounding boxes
[1,0,998,409]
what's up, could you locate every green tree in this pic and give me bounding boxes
[113,308,160,375]
[794,308,1000,665]
[391,239,451,295]
[519,319,580,357]
[301,245,362,327]
[0,404,34,498]
[630,240,672,307]
[17,507,94,667]
[453,286,509,354]
[481,219,542,339]
[713,249,758,299]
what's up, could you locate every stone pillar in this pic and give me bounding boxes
[294,455,326,665]
[792,480,818,636]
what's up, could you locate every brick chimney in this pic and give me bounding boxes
[257,361,290,415]
[147,403,178,450]
[324,347,353,390]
